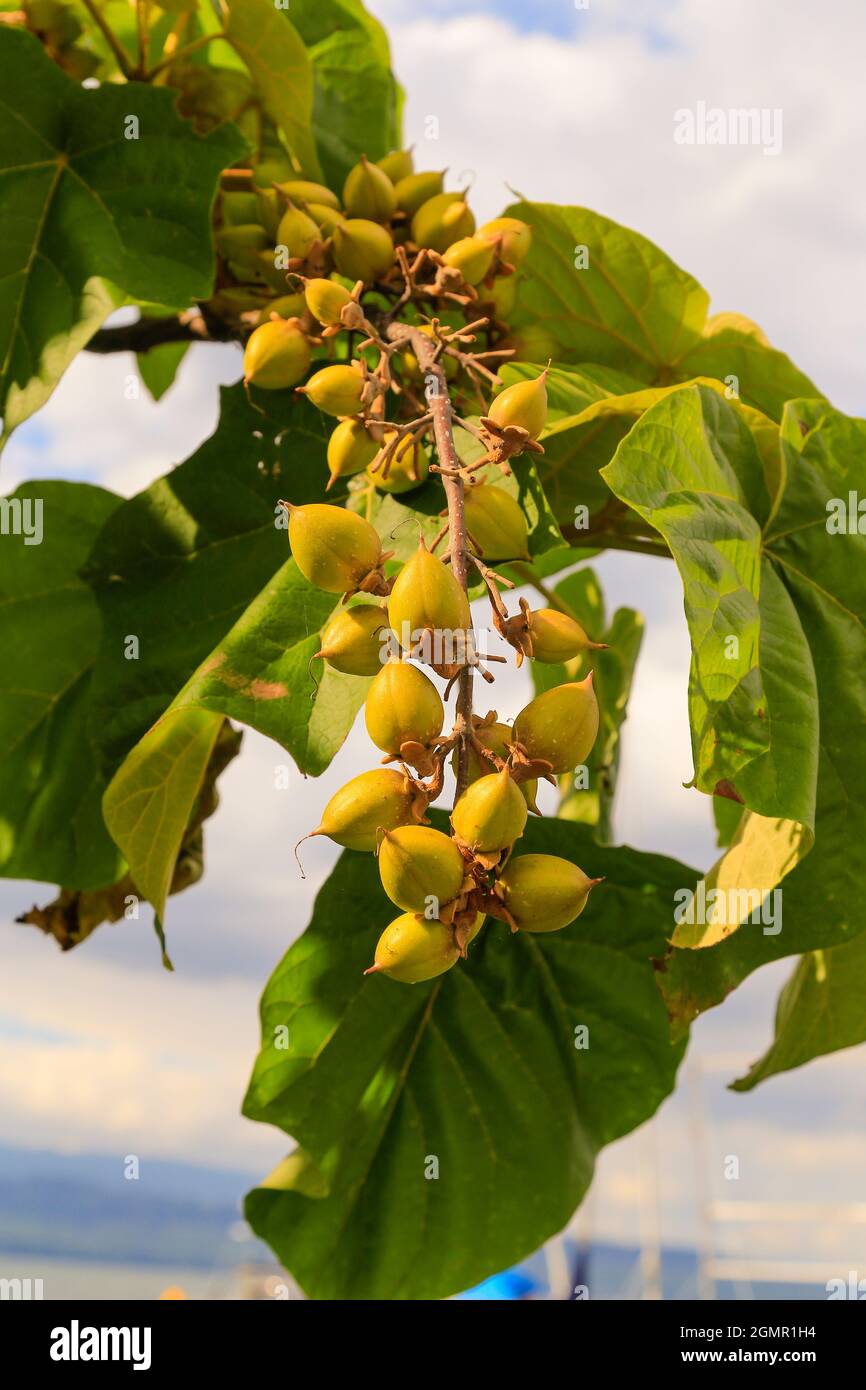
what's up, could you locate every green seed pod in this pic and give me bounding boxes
[376,149,414,183]
[253,156,294,187]
[255,188,280,239]
[393,170,445,217]
[254,250,294,292]
[287,502,382,594]
[298,363,366,417]
[216,223,269,259]
[367,912,459,984]
[243,320,311,390]
[479,216,533,266]
[401,324,458,382]
[316,603,390,676]
[455,721,539,814]
[310,768,418,852]
[463,484,530,561]
[275,202,321,261]
[513,674,599,773]
[304,277,352,327]
[482,274,518,319]
[365,660,444,755]
[307,203,347,236]
[488,368,549,440]
[526,608,601,663]
[276,180,341,211]
[387,538,471,648]
[343,155,397,222]
[501,325,559,363]
[367,433,430,494]
[442,235,496,286]
[498,853,601,933]
[378,826,465,912]
[220,191,261,227]
[411,193,476,253]
[333,219,395,282]
[326,418,380,486]
[256,293,307,325]
[451,768,527,852]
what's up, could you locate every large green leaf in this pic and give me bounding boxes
[243,815,693,1300]
[0,480,124,889]
[286,0,402,187]
[731,936,866,1091]
[603,385,818,832]
[0,27,245,434]
[529,568,644,843]
[85,384,331,776]
[646,401,866,1031]
[506,201,822,421]
[224,0,321,179]
[102,706,224,930]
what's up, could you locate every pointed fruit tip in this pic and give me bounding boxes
[363,962,383,976]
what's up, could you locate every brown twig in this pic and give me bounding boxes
[85,310,237,354]
[386,322,475,800]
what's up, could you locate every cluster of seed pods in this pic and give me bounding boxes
[228,145,605,981]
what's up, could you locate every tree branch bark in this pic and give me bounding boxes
[85,311,237,355]
[385,322,475,803]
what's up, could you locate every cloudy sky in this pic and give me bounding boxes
[2,0,865,1277]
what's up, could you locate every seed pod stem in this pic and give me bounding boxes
[385,321,476,800]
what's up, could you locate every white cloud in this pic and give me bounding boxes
[373,0,866,413]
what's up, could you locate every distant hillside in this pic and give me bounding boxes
[0,1144,266,1267]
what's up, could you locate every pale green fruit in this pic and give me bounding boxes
[498,853,601,932]
[454,721,539,814]
[411,193,475,252]
[488,369,549,440]
[527,608,600,663]
[376,149,414,183]
[276,180,341,211]
[326,418,380,486]
[343,155,397,222]
[366,912,459,984]
[442,235,495,286]
[311,768,418,852]
[316,604,390,676]
[451,769,527,852]
[275,203,321,260]
[378,826,465,912]
[463,484,530,561]
[298,363,366,417]
[243,320,310,390]
[393,169,445,217]
[286,503,382,594]
[479,216,533,266]
[513,674,599,773]
[387,539,471,647]
[483,274,518,318]
[256,293,306,326]
[216,223,269,259]
[365,660,444,755]
[304,277,352,327]
[367,433,430,494]
[333,219,395,282]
